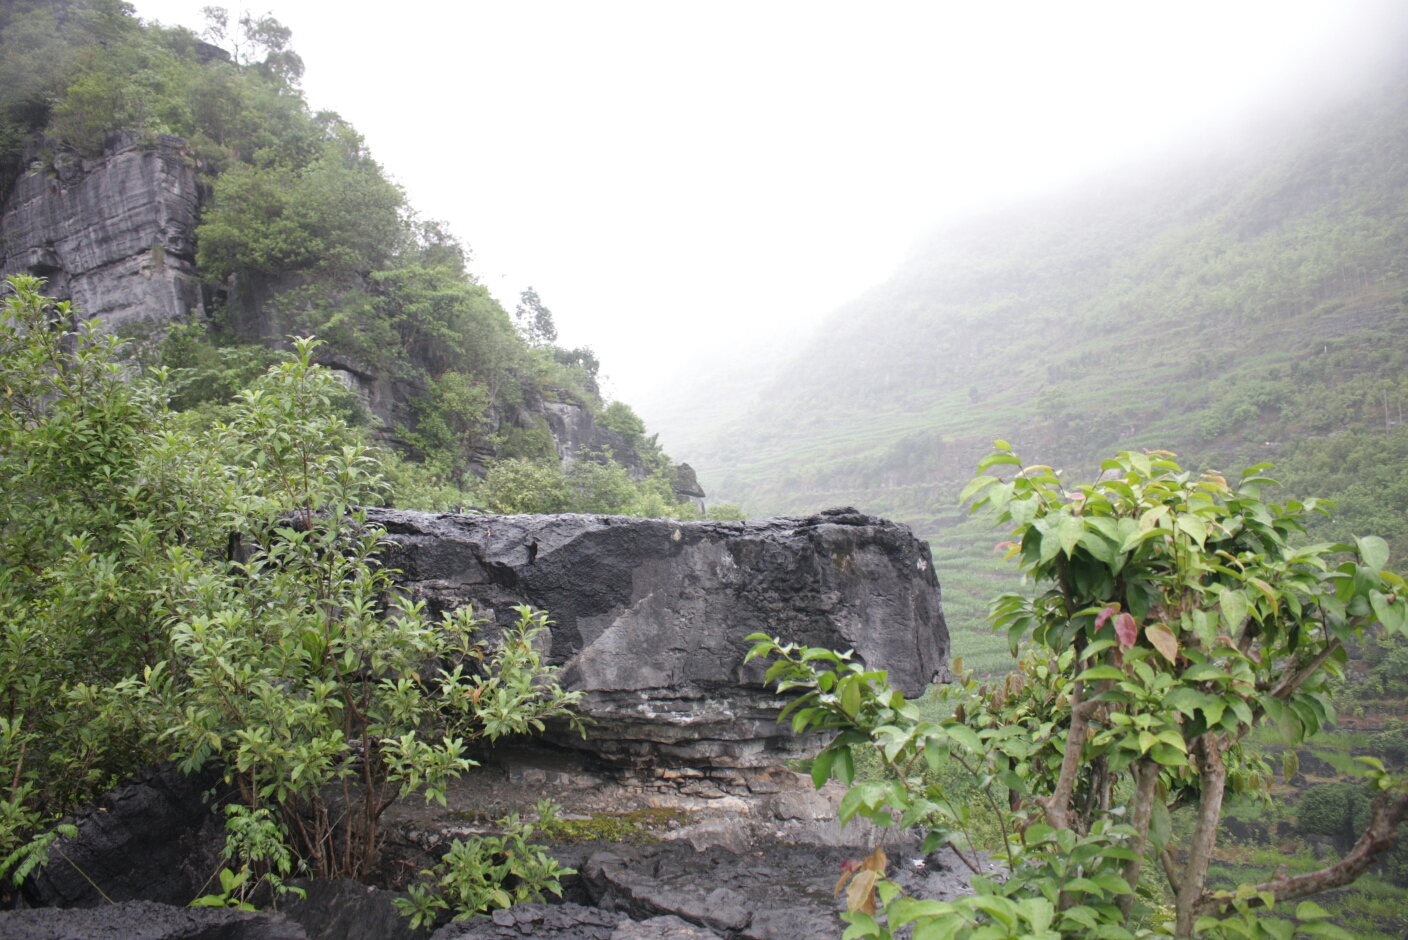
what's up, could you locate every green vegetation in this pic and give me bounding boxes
[749,447,1408,939]
[0,1,698,518]
[0,277,577,918]
[535,806,692,845]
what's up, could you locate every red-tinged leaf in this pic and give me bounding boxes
[1095,605,1119,630]
[1146,623,1179,663]
[1115,613,1138,649]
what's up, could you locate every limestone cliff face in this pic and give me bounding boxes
[0,134,203,332]
[0,139,665,486]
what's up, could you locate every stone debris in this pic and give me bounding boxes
[0,899,305,940]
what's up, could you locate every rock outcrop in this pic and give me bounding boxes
[277,879,430,940]
[22,763,228,909]
[371,506,948,768]
[1,134,203,332]
[0,900,305,940]
[582,842,989,940]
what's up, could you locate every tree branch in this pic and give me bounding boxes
[1194,791,1408,916]
[1161,847,1182,896]
[1268,639,1342,700]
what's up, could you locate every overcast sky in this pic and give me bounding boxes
[133,0,1405,412]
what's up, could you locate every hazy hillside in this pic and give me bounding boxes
[667,64,1408,669]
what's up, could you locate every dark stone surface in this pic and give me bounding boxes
[428,903,624,940]
[370,507,948,768]
[583,841,986,940]
[275,879,430,940]
[0,134,203,333]
[0,899,305,939]
[22,764,228,909]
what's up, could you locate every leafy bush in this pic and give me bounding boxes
[0,277,582,906]
[749,445,1408,939]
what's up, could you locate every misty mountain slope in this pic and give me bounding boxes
[662,69,1408,670]
[684,69,1408,534]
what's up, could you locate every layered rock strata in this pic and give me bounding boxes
[1,134,202,332]
[371,506,948,769]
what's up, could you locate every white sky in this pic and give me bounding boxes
[132,0,1403,413]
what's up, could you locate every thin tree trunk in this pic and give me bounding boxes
[1120,758,1160,920]
[1175,736,1227,938]
[1040,683,1093,830]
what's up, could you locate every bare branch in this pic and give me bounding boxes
[1268,639,1342,700]
[1194,791,1408,916]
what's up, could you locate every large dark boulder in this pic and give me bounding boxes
[275,879,430,940]
[0,900,304,939]
[370,507,948,768]
[22,764,228,909]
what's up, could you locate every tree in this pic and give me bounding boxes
[0,277,581,911]
[200,6,304,82]
[514,287,557,347]
[748,444,1408,940]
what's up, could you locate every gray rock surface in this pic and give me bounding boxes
[541,400,646,479]
[0,900,304,939]
[612,916,719,940]
[275,879,429,940]
[22,764,228,909]
[428,903,624,940]
[584,842,989,940]
[1,134,203,333]
[371,506,948,768]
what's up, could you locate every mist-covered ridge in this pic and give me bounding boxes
[683,64,1408,556]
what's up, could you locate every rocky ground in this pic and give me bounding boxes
[4,745,990,940]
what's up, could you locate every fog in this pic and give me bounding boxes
[134,0,1407,434]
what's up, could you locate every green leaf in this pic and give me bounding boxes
[1369,590,1407,634]
[1059,514,1085,558]
[1150,743,1188,767]
[1356,535,1390,573]
[1063,876,1104,895]
[1176,513,1207,547]
[925,737,950,775]
[836,747,855,787]
[944,724,983,755]
[960,475,1000,504]
[1190,609,1217,649]
[1220,588,1248,635]
[841,679,861,718]
[1182,663,1229,682]
[1090,872,1132,895]
[811,749,835,789]
[841,912,881,940]
[1150,800,1172,851]
[977,452,1022,473]
[1295,901,1331,921]
[1076,665,1125,682]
